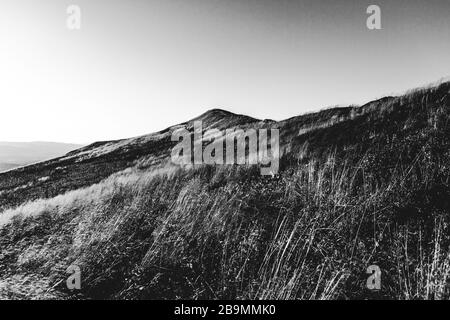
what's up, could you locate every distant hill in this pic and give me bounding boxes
[0,80,449,300]
[0,142,82,172]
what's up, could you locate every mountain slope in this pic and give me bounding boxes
[0,109,260,210]
[0,81,449,299]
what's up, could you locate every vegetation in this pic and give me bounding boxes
[0,81,449,299]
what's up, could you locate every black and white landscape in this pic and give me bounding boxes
[0,0,449,301]
[0,81,449,299]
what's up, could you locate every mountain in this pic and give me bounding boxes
[0,142,82,172]
[0,81,449,299]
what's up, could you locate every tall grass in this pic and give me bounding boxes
[0,81,448,299]
[0,145,448,299]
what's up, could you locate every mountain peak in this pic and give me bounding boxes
[196,108,242,120]
[189,108,259,129]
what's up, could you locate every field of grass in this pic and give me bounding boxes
[0,82,448,299]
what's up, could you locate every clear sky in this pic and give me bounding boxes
[0,0,449,143]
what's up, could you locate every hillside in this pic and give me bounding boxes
[0,142,82,173]
[0,81,449,299]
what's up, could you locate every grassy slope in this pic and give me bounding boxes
[0,110,258,211]
[0,82,449,299]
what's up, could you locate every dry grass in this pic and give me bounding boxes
[0,146,448,299]
[0,81,448,300]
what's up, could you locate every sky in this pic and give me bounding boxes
[0,0,449,144]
